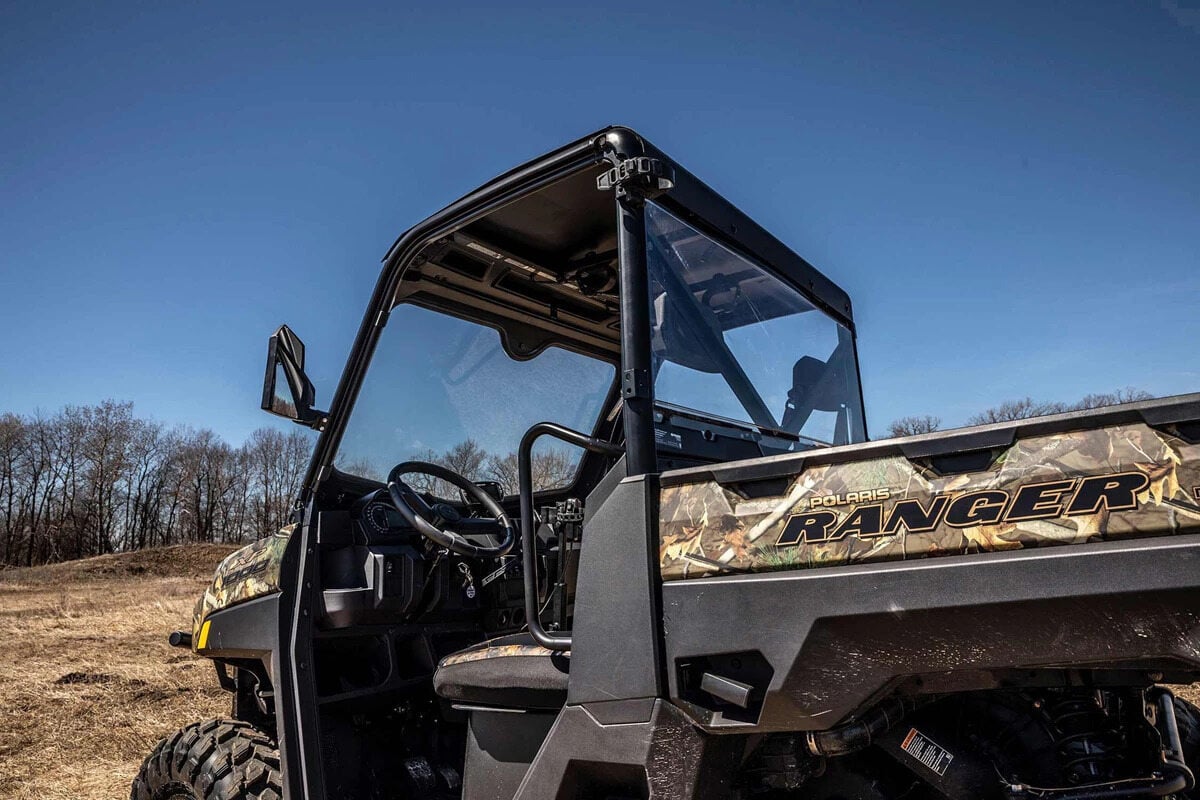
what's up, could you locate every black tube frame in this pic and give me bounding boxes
[614,191,658,477]
[518,422,622,650]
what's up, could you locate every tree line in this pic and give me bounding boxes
[887,388,1153,438]
[359,439,580,500]
[0,399,580,568]
[0,387,1159,566]
[0,401,312,567]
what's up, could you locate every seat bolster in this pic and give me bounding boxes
[434,633,570,710]
[440,641,563,668]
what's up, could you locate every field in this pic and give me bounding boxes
[0,545,239,800]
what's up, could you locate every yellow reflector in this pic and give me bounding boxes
[197,620,211,650]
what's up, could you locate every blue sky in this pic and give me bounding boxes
[2,1,1198,445]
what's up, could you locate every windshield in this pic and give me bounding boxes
[335,305,615,494]
[645,201,865,446]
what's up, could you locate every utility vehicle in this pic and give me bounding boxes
[133,127,1200,800]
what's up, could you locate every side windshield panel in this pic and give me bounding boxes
[645,201,865,447]
[335,305,615,494]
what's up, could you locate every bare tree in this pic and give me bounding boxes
[485,451,519,496]
[443,440,489,479]
[405,439,493,498]
[968,397,1066,425]
[1071,388,1153,410]
[887,415,942,438]
[968,388,1155,427]
[122,418,170,551]
[244,427,310,538]
[339,458,384,483]
[28,415,58,562]
[0,414,24,564]
[485,447,580,497]
[80,400,135,555]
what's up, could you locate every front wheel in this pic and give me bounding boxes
[131,719,282,800]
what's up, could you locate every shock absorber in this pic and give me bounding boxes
[1005,688,1194,799]
[1040,691,1127,784]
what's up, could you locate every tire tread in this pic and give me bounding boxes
[130,719,282,800]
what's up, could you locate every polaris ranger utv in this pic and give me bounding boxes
[133,127,1200,800]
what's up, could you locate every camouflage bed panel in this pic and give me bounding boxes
[660,423,1200,580]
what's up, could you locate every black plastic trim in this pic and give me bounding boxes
[568,475,665,705]
[663,533,1200,732]
[197,594,280,659]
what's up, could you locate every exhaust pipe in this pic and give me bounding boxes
[805,696,928,758]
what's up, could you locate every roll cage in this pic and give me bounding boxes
[303,126,866,501]
[271,127,868,798]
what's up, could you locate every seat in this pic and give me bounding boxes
[433,632,570,710]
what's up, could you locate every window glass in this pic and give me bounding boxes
[645,201,865,446]
[335,305,615,494]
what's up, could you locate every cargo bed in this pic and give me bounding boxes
[658,394,1200,731]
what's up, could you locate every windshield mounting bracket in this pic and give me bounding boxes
[622,367,652,400]
[596,156,675,200]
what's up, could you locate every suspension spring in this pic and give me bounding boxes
[1041,692,1127,784]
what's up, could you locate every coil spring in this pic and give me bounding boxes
[1040,692,1127,784]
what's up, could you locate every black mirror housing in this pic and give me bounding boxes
[262,324,325,429]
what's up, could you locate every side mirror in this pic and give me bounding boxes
[262,325,326,429]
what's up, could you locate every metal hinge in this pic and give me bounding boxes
[597,157,675,196]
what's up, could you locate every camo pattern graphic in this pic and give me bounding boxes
[440,641,570,667]
[192,524,295,636]
[660,423,1200,580]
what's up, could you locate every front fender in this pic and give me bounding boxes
[192,525,295,647]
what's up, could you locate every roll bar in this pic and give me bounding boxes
[519,422,622,650]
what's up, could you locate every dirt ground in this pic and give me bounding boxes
[0,545,239,800]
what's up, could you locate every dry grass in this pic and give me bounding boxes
[1177,684,1200,705]
[0,545,239,800]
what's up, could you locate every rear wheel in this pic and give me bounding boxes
[130,719,281,800]
[1174,696,1200,799]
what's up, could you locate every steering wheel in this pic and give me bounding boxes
[386,461,516,558]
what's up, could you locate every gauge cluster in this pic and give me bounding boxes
[349,489,416,543]
[363,500,407,536]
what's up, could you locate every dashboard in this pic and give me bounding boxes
[348,488,507,543]
[317,488,526,631]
